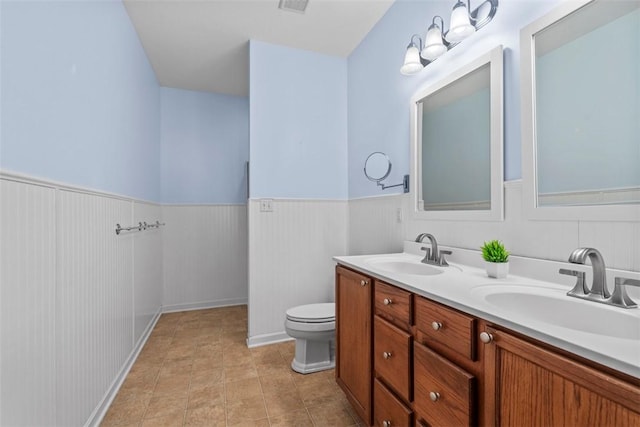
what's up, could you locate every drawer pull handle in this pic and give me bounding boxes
[383,298,393,305]
[480,331,493,343]
[360,280,367,286]
[382,421,391,427]
[431,321,443,331]
[429,391,440,402]
[383,351,392,359]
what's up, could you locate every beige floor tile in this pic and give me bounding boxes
[154,373,191,396]
[101,395,149,426]
[191,367,224,388]
[297,380,342,408]
[106,306,358,427]
[144,393,188,420]
[223,363,258,383]
[188,383,225,409]
[225,377,262,402]
[259,373,296,396]
[264,390,306,417]
[192,357,224,371]
[141,411,185,427]
[226,397,268,425]
[228,418,270,427]
[269,409,314,427]
[307,400,356,427]
[184,404,226,426]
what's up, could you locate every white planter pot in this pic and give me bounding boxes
[486,261,509,279]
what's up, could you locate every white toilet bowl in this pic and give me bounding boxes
[284,303,335,374]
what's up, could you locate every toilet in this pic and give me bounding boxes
[284,303,335,374]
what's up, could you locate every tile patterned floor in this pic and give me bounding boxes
[101,306,362,427]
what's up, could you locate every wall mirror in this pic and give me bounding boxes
[521,0,640,221]
[410,46,504,221]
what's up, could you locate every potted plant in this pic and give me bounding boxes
[481,240,510,278]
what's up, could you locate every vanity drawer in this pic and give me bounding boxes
[375,281,412,331]
[374,316,412,402]
[414,341,475,427]
[414,296,476,361]
[374,378,412,427]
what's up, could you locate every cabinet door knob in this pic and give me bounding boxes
[382,421,391,427]
[360,279,367,286]
[431,321,442,331]
[480,331,493,343]
[382,351,392,359]
[383,298,393,305]
[429,391,440,402]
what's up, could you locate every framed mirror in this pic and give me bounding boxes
[410,46,504,221]
[521,0,640,221]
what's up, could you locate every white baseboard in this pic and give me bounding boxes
[161,298,248,313]
[246,331,293,348]
[85,308,162,427]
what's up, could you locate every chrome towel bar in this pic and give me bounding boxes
[115,220,165,235]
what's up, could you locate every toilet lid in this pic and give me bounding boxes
[286,303,335,323]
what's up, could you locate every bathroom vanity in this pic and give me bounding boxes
[334,248,640,426]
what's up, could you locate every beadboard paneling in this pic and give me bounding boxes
[55,189,133,427]
[133,202,163,342]
[162,205,248,310]
[0,179,57,426]
[247,199,348,344]
[348,194,404,255]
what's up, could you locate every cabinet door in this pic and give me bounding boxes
[482,326,640,426]
[336,266,372,425]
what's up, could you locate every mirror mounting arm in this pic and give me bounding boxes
[377,175,410,193]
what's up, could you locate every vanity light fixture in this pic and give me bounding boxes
[400,0,498,75]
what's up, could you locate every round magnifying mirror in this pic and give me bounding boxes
[364,152,392,182]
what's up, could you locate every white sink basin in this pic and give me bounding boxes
[366,259,448,276]
[472,284,640,340]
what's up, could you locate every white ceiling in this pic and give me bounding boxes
[123,0,395,97]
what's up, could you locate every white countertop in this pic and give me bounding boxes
[334,245,640,379]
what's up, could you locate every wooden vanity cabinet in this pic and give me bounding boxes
[335,264,640,427]
[335,265,373,425]
[482,326,640,426]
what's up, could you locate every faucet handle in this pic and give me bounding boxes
[438,250,452,266]
[559,268,588,297]
[609,277,640,309]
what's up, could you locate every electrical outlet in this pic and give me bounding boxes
[260,199,274,212]
[396,207,403,223]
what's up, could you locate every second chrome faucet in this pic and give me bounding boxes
[560,247,640,309]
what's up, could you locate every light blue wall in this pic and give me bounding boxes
[0,0,161,201]
[249,40,348,199]
[160,87,249,204]
[347,0,564,199]
[536,9,640,194]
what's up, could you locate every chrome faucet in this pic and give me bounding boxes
[415,233,451,267]
[560,247,640,309]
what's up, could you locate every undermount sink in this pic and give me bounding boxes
[472,284,640,340]
[366,259,444,276]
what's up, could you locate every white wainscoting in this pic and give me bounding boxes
[133,202,163,342]
[399,180,639,272]
[0,173,163,427]
[348,194,404,256]
[247,199,348,347]
[162,205,248,312]
[0,179,57,426]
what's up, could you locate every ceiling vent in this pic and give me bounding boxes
[278,0,309,14]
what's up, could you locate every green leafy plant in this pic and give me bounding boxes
[481,240,509,263]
